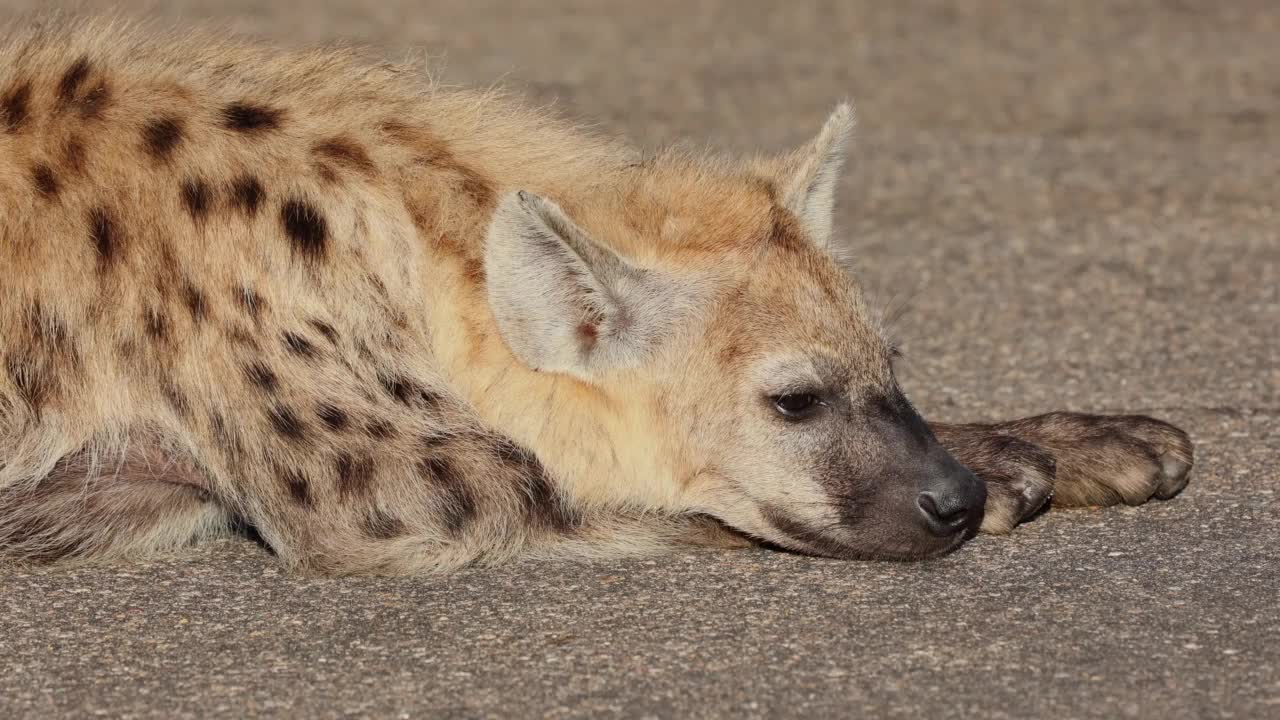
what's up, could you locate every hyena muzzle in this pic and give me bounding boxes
[0,21,1192,573]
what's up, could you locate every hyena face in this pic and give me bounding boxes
[670,246,987,560]
[653,151,986,560]
[484,105,984,560]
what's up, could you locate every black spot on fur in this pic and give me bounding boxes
[212,412,245,460]
[314,163,338,184]
[6,355,51,411]
[24,302,74,357]
[141,117,184,161]
[418,432,448,451]
[57,57,92,104]
[753,177,780,203]
[458,172,495,207]
[496,439,580,532]
[222,103,283,132]
[229,175,264,216]
[181,178,212,219]
[268,405,306,442]
[181,283,207,324]
[312,137,376,176]
[88,207,119,270]
[15,307,79,395]
[378,373,425,406]
[210,413,228,438]
[316,403,348,432]
[244,362,279,393]
[366,419,395,440]
[522,470,581,532]
[144,308,170,340]
[361,509,407,540]
[387,307,409,331]
[335,452,375,500]
[355,340,375,362]
[55,61,113,120]
[227,327,259,350]
[280,199,328,261]
[307,319,339,345]
[2,82,31,132]
[421,456,476,535]
[160,379,192,418]
[32,164,59,198]
[282,332,316,358]
[281,469,313,508]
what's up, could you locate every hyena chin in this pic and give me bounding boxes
[0,20,1193,574]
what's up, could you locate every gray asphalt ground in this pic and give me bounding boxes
[2,1,1278,718]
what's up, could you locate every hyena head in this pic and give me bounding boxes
[483,104,984,560]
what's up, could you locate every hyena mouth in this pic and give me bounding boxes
[760,505,973,561]
[760,505,860,558]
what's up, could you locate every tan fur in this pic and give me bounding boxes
[0,19,1193,574]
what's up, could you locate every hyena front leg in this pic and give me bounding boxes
[932,413,1194,534]
[227,427,748,575]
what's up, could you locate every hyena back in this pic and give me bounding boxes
[0,21,1192,574]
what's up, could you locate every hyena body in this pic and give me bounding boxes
[0,21,1192,574]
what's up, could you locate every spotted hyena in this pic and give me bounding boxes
[0,21,1193,574]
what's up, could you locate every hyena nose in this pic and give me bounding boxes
[916,469,986,537]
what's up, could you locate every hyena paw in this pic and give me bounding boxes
[931,423,1058,533]
[966,436,1057,535]
[1014,412,1194,508]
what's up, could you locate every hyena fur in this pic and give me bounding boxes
[0,20,1193,574]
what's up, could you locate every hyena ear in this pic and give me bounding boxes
[774,103,854,248]
[484,191,683,380]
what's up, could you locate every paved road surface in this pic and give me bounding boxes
[2,2,1277,718]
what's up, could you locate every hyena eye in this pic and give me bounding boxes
[771,393,823,419]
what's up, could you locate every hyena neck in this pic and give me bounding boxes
[424,279,693,513]
[397,105,690,512]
